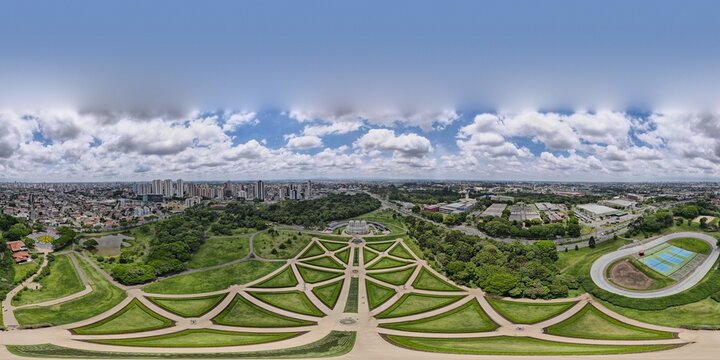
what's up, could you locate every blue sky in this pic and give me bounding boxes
[1,1,720,181]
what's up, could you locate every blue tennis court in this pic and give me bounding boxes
[668,246,693,258]
[640,243,698,276]
[658,252,684,264]
[642,258,671,274]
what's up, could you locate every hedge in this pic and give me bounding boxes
[581,268,720,310]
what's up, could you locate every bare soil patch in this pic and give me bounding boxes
[609,260,653,290]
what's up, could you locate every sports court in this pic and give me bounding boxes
[640,243,697,277]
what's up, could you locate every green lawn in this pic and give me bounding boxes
[298,242,325,259]
[600,297,720,328]
[388,244,414,259]
[557,237,629,278]
[366,257,412,270]
[143,260,284,294]
[376,293,464,319]
[412,268,461,291]
[487,298,576,324]
[187,236,249,269]
[72,298,173,335]
[344,278,359,313]
[253,266,298,288]
[367,267,415,286]
[13,262,39,284]
[89,328,302,348]
[254,231,313,259]
[380,299,497,333]
[249,290,325,317]
[362,248,379,264]
[213,295,316,327]
[319,241,347,251]
[8,331,356,359]
[366,242,394,252]
[545,304,675,340]
[13,254,85,306]
[149,294,226,317]
[300,256,344,269]
[335,248,351,264]
[296,265,343,284]
[366,280,396,310]
[15,256,127,327]
[312,279,344,309]
[382,335,681,356]
[668,237,712,255]
[356,209,407,235]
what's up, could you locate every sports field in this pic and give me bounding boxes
[639,243,700,279]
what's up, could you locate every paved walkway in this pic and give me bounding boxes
[590,232,719,298]
[1,233,718,359]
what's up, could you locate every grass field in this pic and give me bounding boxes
[312,279,344,309]
[366,242,394,252]
[668,237,712,255]
[366,257,412,270]
[253,266,298,288]
[380,299,497,333]
[362,248,379,264]
[388,244,414,259]
[367,267,415,286]
[412,268,460,292]
[600,297,720,328]
[319,241,347,251]
[13,254,85,306]
[249,290,325,317]
[7,331,356,359]
[545,304,675,340]
[356,210,407,235]
[89,328,303,348]
[13,262,39,284]
[335,248,351,264]
[72,298,173,335]
[213,295,316,327]
[149,294,226,317]
[557,237,629,278]
[187,236,249,269]
[298,242,325,259]
[301,256,344,269]
[297,265,343,283]
[366,280,396,310]
[143,260,283,294]
[376,293,464,319]
[254,231,313,259]
[15,256,127,327]
[487,298,576,324]
[382,335,680,356]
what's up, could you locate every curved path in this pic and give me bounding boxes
[591,232,719,298]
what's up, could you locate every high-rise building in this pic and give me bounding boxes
[306,180,312,199]
[152,179,162,194]
[163,179,174,198]
[176,179,184,197]
[255,180,265,201]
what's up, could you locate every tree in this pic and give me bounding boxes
[700,217,708,229]
[588,236,596,249]
[484,272,518,296]
[83,239,99,250]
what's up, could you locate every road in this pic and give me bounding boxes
[590,232,720,298]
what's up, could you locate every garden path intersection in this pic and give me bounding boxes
[1,233,719,359]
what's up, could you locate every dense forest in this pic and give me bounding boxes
[479,214,582,239]
[373,185,461,204]
[405,216,577,298]
[483,192,601,206]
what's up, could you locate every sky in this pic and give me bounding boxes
[2,0,720,182]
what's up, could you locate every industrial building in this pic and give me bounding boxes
[480,203,507,217]
[576,203,623,219]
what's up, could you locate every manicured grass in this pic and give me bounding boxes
[380,299,497,333]
[545,304,675,340]
[213,295,316,327]
[356,209,407,235]
[15,256,127,327]
[13,262,39,284]
[149,294,226,318]
[249,290,325,317]
[600,297,720,328]
[253,266,298,288]
[367,267,415,286]
[366,242,394,252]
[312,279,344,309]
[335,247,351,264]
[412,268,461,292]
[366,257,412,270]
[8,331,356,358]
[487,298,577,324]
[301,256,344,269]
[298,242,325,259]
[557,237,629,278]
[376,293,464,319]
[366,280,396,310]
[89,328,302,348]
[312,233,351,241]
[143,260,283,295]
[388,244,414,259]
[13,254,85,306]
[187,236,249,269]
[402,236,425,260]
[344,278,359,313]
[668,237,712,255]
[255,231,313,259]
[296,265,343,284]
[363,248,379,264]
[382,335,681,356]
[319,241,347,251]
[72,298,173,335]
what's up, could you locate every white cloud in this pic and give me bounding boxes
[354,129,432,158]
[285,135,323,149]
[289,107,459,131]
[222,111,257,132]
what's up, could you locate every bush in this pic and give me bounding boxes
[111,264,156,285]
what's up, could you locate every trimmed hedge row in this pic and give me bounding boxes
[581,268,720,310]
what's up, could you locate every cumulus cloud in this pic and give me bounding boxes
[354,129,432,158]
[222,111,258,132]
[285,135,323,149]
[289,107,459,131]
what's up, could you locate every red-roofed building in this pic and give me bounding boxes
[7,240,28,253]
[12,251,31,264]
